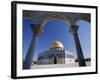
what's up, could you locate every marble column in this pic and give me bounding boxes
[23,24,42,69]
[69,25,86,66]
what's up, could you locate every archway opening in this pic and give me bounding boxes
[35,18,75,61]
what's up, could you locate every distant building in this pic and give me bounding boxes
[37,41,75,65]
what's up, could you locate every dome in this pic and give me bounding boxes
[50,41,64,48]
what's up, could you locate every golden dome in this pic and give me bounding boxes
[50,41,64,48]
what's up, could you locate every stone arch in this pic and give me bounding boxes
[75,15,91,24]
[76,19,90,24]
[41,15,71,27]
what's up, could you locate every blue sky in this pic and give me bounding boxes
[23,18,90,61]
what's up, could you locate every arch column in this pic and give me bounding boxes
[23,24,42,69]
[69,25,86,66]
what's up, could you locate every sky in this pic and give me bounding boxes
[23,18,90,61]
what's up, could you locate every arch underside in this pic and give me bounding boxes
[23,10,90,26]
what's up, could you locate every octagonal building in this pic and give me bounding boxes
[37,41,75,65]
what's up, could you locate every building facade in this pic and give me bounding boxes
[37,41,75,65]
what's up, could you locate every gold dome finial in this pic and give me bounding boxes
[50,41,64,48]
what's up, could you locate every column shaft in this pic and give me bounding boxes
[70,25,86,66]
[73,33,86,66]
[23,34,37,69]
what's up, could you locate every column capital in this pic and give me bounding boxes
[30,24,43,36]
[69,25,79,34]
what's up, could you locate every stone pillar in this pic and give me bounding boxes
[69,25,86,66]
[23,24,42,69]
